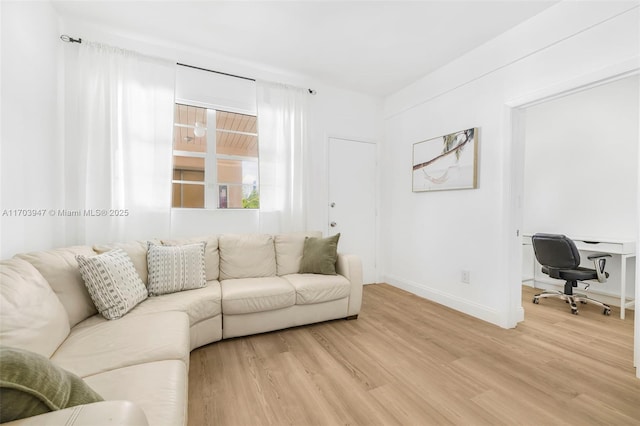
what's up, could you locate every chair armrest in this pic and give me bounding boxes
[336,253,363,317]
[586,252,612,260]
[3,401,149,426]
[587,253,611,283]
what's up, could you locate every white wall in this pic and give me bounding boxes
[523,76,639,240]
[381,1,639,327]
[0,1,65,259]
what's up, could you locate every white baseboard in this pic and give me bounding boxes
[384,275,507,328]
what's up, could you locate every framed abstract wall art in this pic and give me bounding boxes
[412,127,478,192]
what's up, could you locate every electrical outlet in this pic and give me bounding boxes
[461,270,470,284]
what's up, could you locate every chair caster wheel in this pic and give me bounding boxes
[580,301,587,304]
[571,310,579,315]
[603,308,611,316]
[532,297,539,304]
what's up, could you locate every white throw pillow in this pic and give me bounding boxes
[147,242,206,296]
[161,235,219,281]
[93,239,159,285]
[76,249,148,320]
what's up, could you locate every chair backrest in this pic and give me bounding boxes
[531,233,581,269]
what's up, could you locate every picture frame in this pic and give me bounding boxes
[412,127,478,192]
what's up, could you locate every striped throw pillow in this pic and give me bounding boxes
[76,249,148,320]
[147,242,206,296]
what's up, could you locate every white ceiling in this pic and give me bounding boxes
[51,1,560,96]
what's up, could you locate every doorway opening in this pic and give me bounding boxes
[506,68,640,377]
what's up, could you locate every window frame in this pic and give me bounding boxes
[171,103,259,210]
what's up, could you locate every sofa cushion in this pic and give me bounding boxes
[161,235,219,281]
[51,311,190,378]
[93,239,159,285]
[274,231,322,276]
[127,280,221,324]
[76,249,148,320]
[0,401,149,426]
[0,258,70,358]
[219,234,276,280]
[0,346,103,423]
[83,360,186,426]
[299,233,340,275]
[283,273,351,305]
[147,242,206,296]
[221,277,295,315]
[15,246,97,327]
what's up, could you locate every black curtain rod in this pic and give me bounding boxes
[177,63,317,95]
[59,36,316,94]
[177,63,255,82]
[60,34,82,44]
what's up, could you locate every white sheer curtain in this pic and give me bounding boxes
[256,81,309,233]
[64,42,175,245]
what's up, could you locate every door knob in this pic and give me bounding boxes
[330,222,337,227]
[330,202,336,208]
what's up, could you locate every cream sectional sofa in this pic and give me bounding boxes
[0,232,362,425]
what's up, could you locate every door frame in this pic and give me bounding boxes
[326,135,379,284]
[503,58,640,376]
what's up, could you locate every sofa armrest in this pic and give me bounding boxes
[3,401,149,426]
[336,253,363,317]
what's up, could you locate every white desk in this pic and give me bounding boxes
[523,234,636,319]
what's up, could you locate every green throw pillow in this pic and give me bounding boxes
[299,233,340,275]
[0,346,104,423]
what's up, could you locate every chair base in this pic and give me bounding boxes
[532,281,611,316]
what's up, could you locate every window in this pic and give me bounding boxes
[172,104,259,209]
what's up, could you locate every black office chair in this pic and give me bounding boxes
[531,233,612,315]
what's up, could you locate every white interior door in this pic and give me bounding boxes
[328,138,377,284]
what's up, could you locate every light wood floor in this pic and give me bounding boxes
[188,284,640,425]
